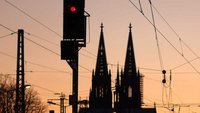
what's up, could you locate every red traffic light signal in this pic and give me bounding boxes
[69,6,76,13]
[64,0,84,15]
[63,0,86,44]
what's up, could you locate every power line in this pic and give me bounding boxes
[4,0,62,38]
[0,23,15,32]
[0,32,16,39]
[79,64,92,72]
[149,0,164,71]
[80,52,96,60]
[24,39,93,72]
[151,4,200,58]
[0,23,148,74]
[82,49,97,58]
[0,73,59,94]
[129,0,200,77]
[0,23,93,74]
[0,24,71,73]
[0,50,69,73]
[151,4,200,71]
[139,67,161,72]
[31,84,58,94]
[25,32,59,47]
[171,57,200,70]
[24,37,60,56]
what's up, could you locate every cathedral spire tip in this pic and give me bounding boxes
[101,23,104,32]
[129,23,132,32]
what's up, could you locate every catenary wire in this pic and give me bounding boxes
[4,0,62,38]
[0,23,15,32]
[24,37,60,56]
[25,32,59,47]
[149,0,164,71]
[0,23,94,75]
[129,0,200,77]
[0,32,16,39]
[151,4,199,58]
[0,50,69,73]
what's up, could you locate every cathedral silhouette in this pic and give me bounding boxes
[79,23,157,113]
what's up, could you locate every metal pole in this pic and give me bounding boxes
[15,29,25,113]
[72,46,78,113]
[60,93,65,113]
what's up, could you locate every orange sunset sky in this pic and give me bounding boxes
[1,0,200,113]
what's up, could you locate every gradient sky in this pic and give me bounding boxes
[1,0,200,113]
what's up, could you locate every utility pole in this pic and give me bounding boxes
[61,0,89,113]
[47,92,67,113]
[58,93,66,113]
[15,29,25,113]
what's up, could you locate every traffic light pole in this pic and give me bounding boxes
[62,1,88,113]
[67,45,79,113]
[72,50,78,113]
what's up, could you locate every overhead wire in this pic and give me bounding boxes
[31,84,58,94]
[0,23,94,74]
[171,57,200,71]
[82,49,97,58]
[0,32,16,39]
[24,37,60,56]
[25,37,93,73]
[3,0,199,78]
[0,24,15,32]
[138,0,144,14]
[129,1,192,110]
[149,1,169,107]
[0,73,59,94]
[2,1,172,107]
[25,32,59,47]
[129,0,200,77]
[0,50,69,73]
[2,0,188,100]
[4,0,62,38]
[179,38,184,56]
[25,31,97,61]
[1,2,99,98]
[151,4,199,58]
[149,0,164,71]
[2,3,164,75]
[2,2,199,111]
[151,3,200,75]
[3,0,96,74]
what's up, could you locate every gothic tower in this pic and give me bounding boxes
[89,23,112,109]
[120,24,141,109]
[114,64,121,110]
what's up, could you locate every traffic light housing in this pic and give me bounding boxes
[63,0,86,44]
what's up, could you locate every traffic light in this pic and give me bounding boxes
[63,0,86,42]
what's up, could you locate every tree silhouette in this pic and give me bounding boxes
[0,74,47,113]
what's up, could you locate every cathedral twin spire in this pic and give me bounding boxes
[89,23,142,110]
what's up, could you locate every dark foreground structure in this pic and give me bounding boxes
[79,24,156,113]
[79,108,156,113]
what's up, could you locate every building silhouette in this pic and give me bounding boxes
[79,24,156,113]
[114,24,142,111]
[89,23,112,110]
